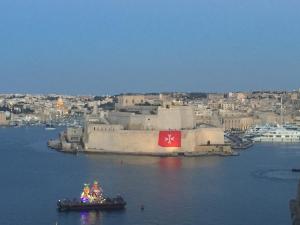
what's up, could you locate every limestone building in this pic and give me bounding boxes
[222,116,254,131]
[116,95,145,107]
[0,111,8,126]
[82,104,230,156]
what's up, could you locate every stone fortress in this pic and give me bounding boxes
[58,94,232,156]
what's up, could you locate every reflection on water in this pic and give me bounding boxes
[80,211,102,225]
[85,154,222,170]
[85,154,159,167]
[56,211,103,225]
[159,158,182,170]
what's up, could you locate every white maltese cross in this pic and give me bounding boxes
[164,134,175,144]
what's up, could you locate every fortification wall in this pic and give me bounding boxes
[157,106,194,130]
[195,128,225,145]
[179,106,195,129]
[143,115,158,130]
[84,128,225,154]
[127,115,144,130]
[157,107,182,130]
[108,111,132,129]
[86,130,157,153]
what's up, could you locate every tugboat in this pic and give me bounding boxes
[57,181,126,212]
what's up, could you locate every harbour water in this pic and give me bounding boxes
[0,127,299,225]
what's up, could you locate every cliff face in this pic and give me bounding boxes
[290,181,300,225]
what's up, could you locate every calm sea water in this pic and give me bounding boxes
[0,127,299,225]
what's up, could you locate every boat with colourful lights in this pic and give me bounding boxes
[57,181,126,212]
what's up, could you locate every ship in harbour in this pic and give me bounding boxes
[57,181,126,212]
[247,96,300,143]
[252,126,300,143]
[248,125,300,143]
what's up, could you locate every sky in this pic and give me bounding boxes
[0,0,300,95]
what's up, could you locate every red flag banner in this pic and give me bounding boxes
[158,131,181,147]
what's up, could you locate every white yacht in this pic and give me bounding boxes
[45,123,56,130]
[244,124,276,139]
[252,126,300,143]
[249,97,300,143]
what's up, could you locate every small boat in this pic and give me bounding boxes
[57,196,126,212]
[292,168,300,172]
[45,123,56,130]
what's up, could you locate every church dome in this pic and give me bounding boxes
[56,97,64,109]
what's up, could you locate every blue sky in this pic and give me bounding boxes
[0,0,300,95]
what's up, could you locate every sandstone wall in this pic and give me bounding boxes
[195,128,224,145]
[84,128,225,154]
[108,111,132,129]
[157,107,182,130]
[157,106,194,130]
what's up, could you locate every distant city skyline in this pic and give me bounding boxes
[1,0,300,95]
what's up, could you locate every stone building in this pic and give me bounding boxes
[116,95,145,107]
[221,102,235,111]
[107,105,195,130]
[222,116,254,131]
[82,105,229,155]
[0,111,8,126]
[83,126,226,155]
[66,127,83,143]
[207,93,225,101]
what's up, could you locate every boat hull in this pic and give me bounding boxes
[57,197,126,212]
[253,138,300,143]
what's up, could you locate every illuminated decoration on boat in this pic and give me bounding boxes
[80,183,91,203]
[80,181,104,203]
